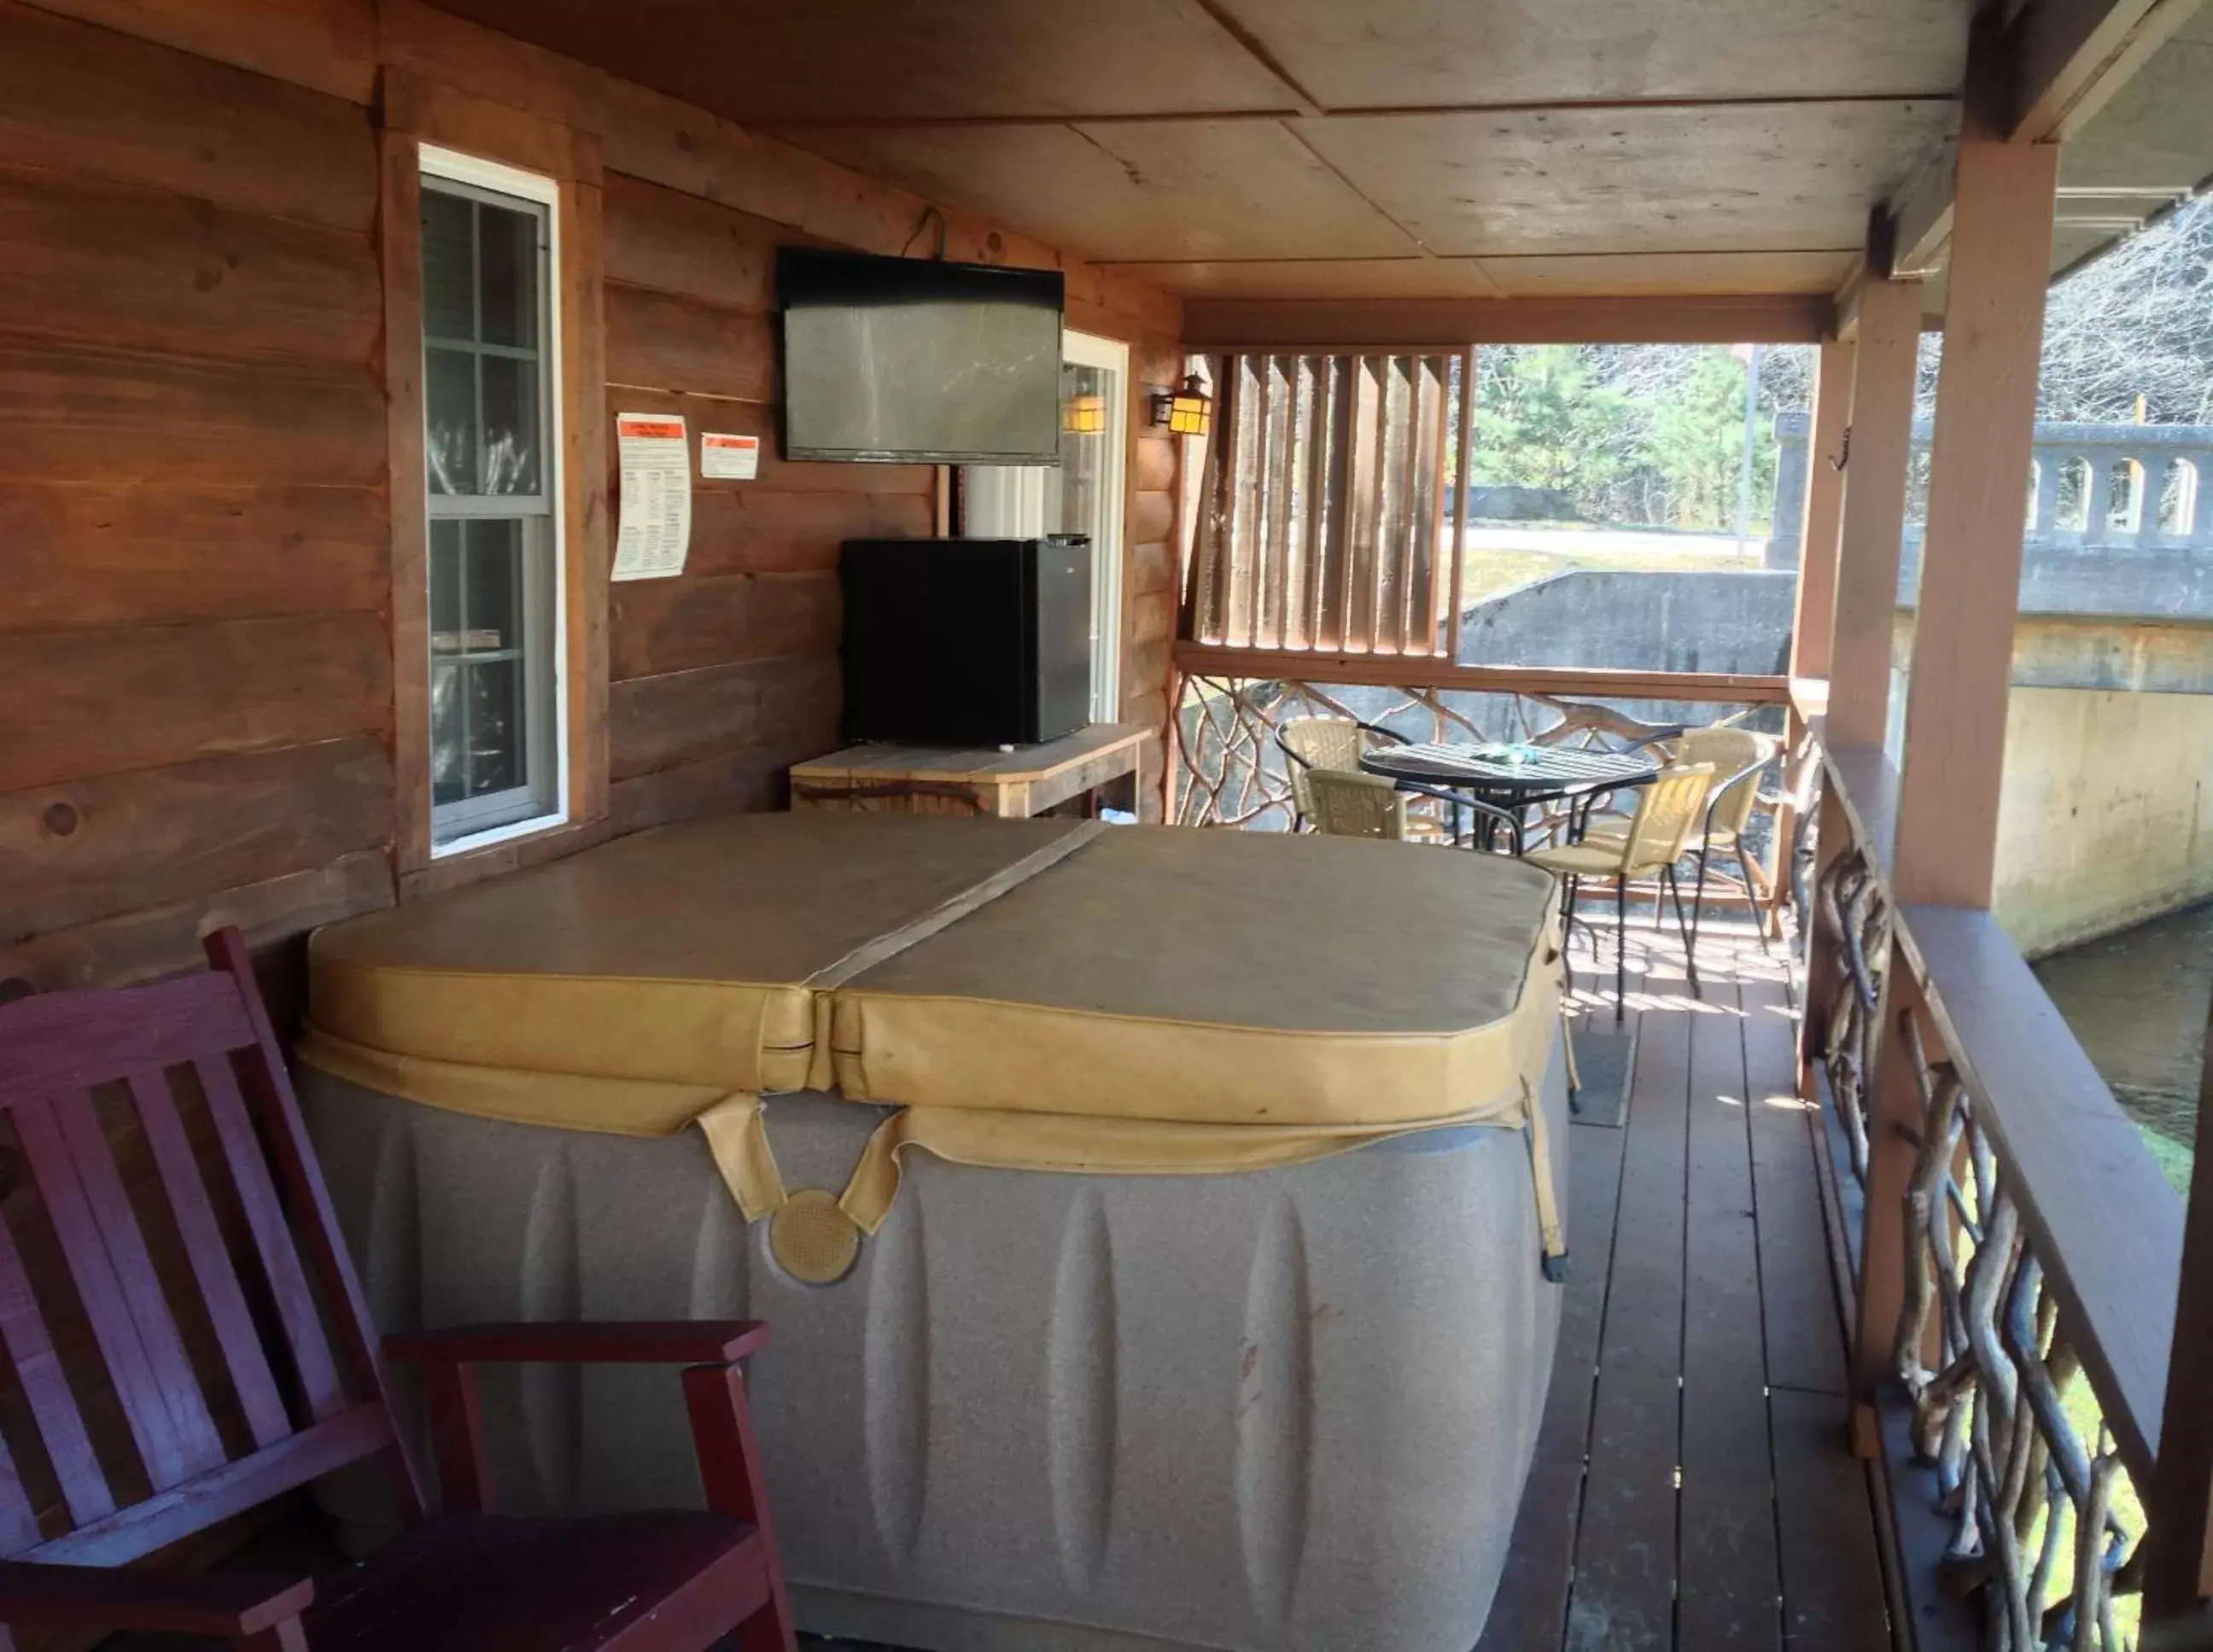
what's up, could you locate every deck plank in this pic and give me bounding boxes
[1565,974,1690,1652]
[1741,976,1849,1398]
[1678,979,1784,1650]
[1486,915,1889,1652]
[1475,1118,1629,1652]
[1770,1388,1891,1650]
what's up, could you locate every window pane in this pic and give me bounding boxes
[479,353,540,495]
[429,520,464,652]
[430,660,465,805]
[421,189,475,342]
[424,347,478,494]
[477,201,538,349]
[464,519,523,651]
[464,657,523,797]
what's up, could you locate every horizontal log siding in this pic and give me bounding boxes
[0,0,1184,995]
[0,1,394,995]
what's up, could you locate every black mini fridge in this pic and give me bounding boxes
[839,535,1093,746]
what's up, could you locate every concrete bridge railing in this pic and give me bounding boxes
[1768,412,2213,620]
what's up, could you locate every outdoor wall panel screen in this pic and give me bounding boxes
[780,248,1064,464]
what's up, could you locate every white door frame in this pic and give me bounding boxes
[963,329,1129,723]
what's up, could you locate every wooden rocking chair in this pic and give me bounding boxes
[0,928,795,1652]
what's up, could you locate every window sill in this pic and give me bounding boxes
[403,814,609,902]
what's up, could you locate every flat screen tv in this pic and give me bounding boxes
[778,247,1064,464]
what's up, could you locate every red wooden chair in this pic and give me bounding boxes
[0,928,795,1651]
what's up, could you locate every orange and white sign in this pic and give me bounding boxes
[700,430,761,481]
[613,412,692,581]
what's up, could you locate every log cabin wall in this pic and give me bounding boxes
[0,0,1185,1008]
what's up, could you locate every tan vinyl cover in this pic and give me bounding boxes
[299,813,1564,1248]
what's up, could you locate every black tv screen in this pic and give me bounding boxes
[778,248,1064,464]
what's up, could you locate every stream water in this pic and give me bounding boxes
[2031,900,2213,1193]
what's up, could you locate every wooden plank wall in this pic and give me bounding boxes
[0,0,1185,998]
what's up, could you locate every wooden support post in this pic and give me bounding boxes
[2144,992,2213,1624]
[1446,345,1474,664]
[1849,946,1924,1456]
[1789,337,1855,683]
[1889,124,2058,908]
[1825,278,1921,750]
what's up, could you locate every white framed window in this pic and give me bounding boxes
[963,329,1129,723]
[417,147,569,854]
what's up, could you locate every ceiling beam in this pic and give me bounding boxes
[1182,292,1835,348]
[2012,0,2205,142]
[1879,0,2201,279]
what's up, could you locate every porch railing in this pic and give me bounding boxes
[1808,737,2193,1651]
[1170,646,1790,831]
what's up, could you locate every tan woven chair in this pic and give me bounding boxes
[1526,762,1715,1017]
[1304,768,1415,839]
[1276,715,1454,840]
[1589,724,1780,947]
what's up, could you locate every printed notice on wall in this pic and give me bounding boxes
[612,412,692,581]
[700,431,761,480]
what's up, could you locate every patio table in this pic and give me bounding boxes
[1359,740,1662,849]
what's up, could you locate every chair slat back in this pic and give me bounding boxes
[1279,717,1365,821]
[1670,727,1775,837]
[0,931,422,1562]
[1624,762,1716,872]
[1305,768,1410,840]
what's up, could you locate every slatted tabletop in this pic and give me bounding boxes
[1359,740,1661,796]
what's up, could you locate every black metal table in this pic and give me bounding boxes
[1358,740,1662,849]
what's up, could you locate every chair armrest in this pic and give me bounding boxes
[386,1321,774,1518]
[0,1560,312,1637]
[385,1320,771,1367]
[1394,780,1525,854]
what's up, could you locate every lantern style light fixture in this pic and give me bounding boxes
[1149,373,1213,437]
[1062,391,1106,435]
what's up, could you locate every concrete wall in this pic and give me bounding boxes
[1455,569,1796,675]
[1994,686,2213,955]
[1452,567,2213,954]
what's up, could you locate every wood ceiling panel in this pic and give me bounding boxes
[1298,102,1956,256]
[1104,249,1855,298]
[1098,259,1505,297]
[1215,0,1974,107]
[429,0,1299,120]
[1475,249,1856,295]
[775,121,1421,263]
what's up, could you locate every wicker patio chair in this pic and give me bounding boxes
[1526,762,1715,1017]
[1276,715,1411,831]
[1305,768,1527,853]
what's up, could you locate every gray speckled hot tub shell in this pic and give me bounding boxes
[301,1045,1567,1652]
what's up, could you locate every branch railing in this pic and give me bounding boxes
[1175,672,1707,833]
[1808,743,2193,1652]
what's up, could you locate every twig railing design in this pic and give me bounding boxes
[1889,1007,2140,1649]
[1175,675,1690,832]
[1817,844,1891,1188]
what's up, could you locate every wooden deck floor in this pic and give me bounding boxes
[1474,911,1892,1652]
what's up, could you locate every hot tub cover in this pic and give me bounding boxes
[300,814,1565,1259]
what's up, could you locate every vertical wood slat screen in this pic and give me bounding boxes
[1188,353,1457,656]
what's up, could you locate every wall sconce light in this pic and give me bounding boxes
[1062,392,1106,435]
[1149,373,1213,437]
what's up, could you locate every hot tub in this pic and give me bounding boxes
[296,813,1568,1652]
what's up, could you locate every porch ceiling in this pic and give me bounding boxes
[428,0,1972,301]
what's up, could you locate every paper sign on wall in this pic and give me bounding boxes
[612,412,692,581]
[700,431,761,481]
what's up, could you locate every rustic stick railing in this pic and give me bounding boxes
[1809,741,2194,1652]
[1169,649,1787,832]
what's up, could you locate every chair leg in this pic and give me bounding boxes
[683,1364,798,1652]
[1665,863,1701,996]
[1559,874,1579,996]
[1738,844,1776,954]
[1614,876,1627,1024]
[1688,847,1709,975]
